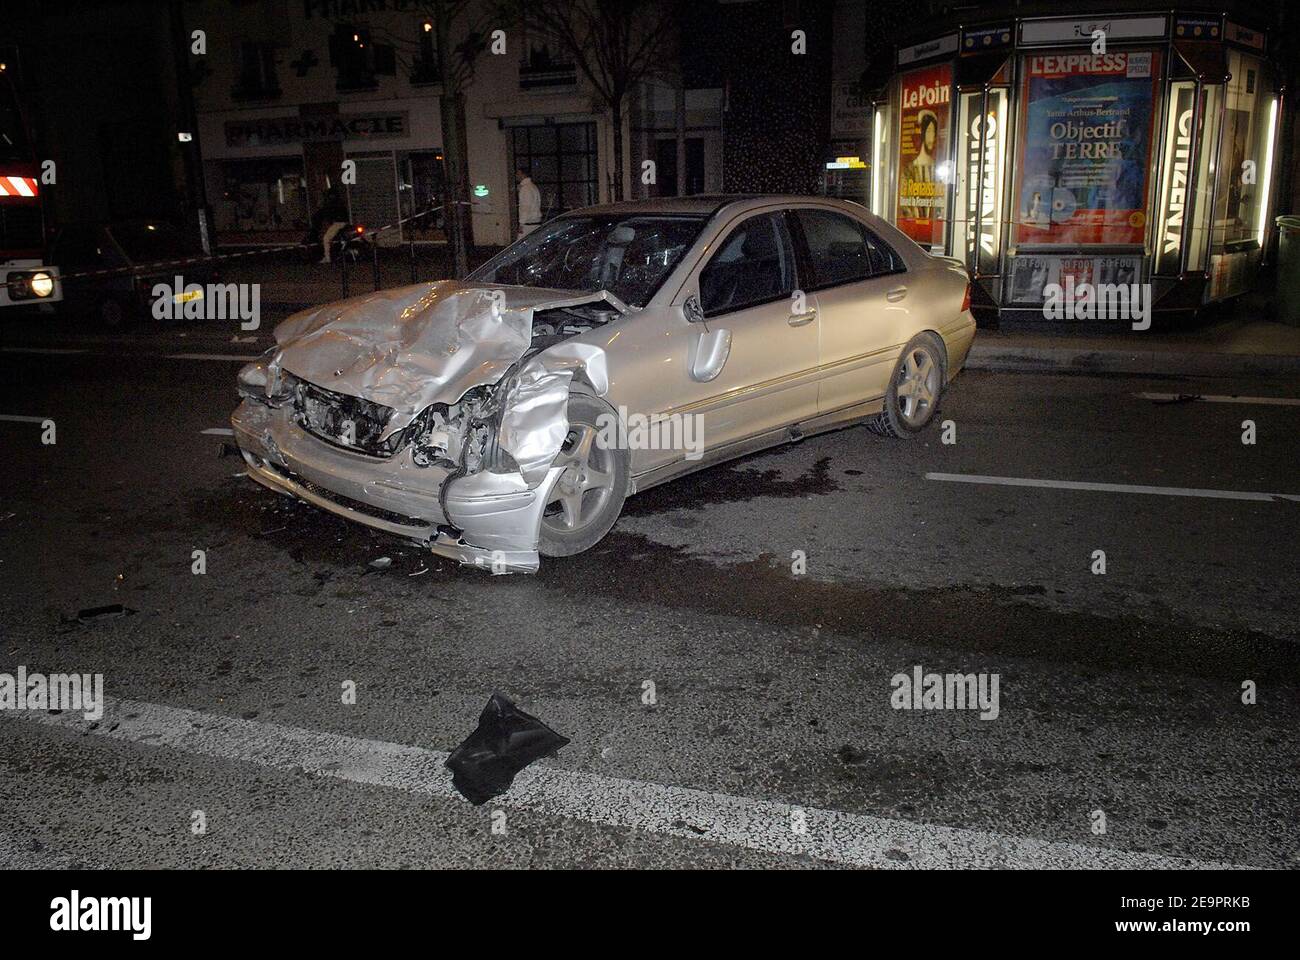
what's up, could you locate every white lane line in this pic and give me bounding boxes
[6,697,1240,870]
[164,353,260,362]
[0,414,49,423]
[1136,392,1300,406]
[1,346,257,362]
[0,347,88,355]
[925,472,1300,503]
[200,427,235,436]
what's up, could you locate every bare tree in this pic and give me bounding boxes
[504,0,679,201]
[347,1,486,277]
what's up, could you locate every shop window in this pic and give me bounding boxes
[233,41,280,101]
[512,123,597,222]
[1212,51,1278,253]
[215,158,307,238]
[895,63,953,253]
[1011,49,1162,248]
[398,150,446,241]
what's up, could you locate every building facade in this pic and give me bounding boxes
[187,0,726,249]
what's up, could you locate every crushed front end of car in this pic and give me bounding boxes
[231,281,626,573]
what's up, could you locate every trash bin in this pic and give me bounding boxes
[1275,215,1300,325]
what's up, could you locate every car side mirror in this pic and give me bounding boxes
[682,293,705,323]
[690,326,731,382]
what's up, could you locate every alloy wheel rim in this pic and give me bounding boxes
[542,423,615,535]
[896,346,938,425]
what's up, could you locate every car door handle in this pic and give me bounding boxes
[886,286,908,303]
[787,310,817,327]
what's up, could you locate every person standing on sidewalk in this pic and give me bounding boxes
[317,184,349,264]
[516,166,541,239]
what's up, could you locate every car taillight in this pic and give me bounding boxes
[961,282,971,313]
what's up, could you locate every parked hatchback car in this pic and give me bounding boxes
[233,196,975,572]
[49,220,217,328]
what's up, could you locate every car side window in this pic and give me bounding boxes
[698,212,795,317]
[795,209,903,289]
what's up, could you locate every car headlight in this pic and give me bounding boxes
[238,348,291,404]
[6,271,56,301]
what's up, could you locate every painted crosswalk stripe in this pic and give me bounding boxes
[0,414,48,423]
[925,472,1300,503]
[1135,392,1300,406]
[7,697,1241,870]
[201,427,235,436]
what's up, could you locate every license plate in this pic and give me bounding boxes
[173,288,204,304]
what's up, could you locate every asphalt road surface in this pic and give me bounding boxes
[1,315,1297,869]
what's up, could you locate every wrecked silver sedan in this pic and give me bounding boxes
[232,196,976,572]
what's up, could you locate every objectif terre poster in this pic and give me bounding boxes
[1015,50,1161,245]
[896,63,953,248]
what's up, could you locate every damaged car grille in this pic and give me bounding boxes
[289,376,404,458]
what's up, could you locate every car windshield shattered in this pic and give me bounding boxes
[468,214,707,309]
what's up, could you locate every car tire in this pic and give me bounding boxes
[97,296,131,330]
[869,332,945,438]
[537,393,629,558]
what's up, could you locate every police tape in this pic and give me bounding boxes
[46,202,472,284]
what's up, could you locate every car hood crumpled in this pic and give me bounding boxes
[272,279,628,485]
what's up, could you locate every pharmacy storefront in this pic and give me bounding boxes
[870,12,1282,321]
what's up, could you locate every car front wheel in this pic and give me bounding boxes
[538,394,628,557]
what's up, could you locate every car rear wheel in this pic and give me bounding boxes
[869,332,945,438]
[538,394,628,557]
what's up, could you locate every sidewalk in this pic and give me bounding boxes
[968,279,1300,376]
[967,317,1300,377]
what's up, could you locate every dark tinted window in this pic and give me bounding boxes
[699,212,795,316]
[108,222,201,262]
[795,209,902,289]
[51,226,105,268]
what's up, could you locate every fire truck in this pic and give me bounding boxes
[0,52,60,311]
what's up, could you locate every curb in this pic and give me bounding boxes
[965,343,1300,378]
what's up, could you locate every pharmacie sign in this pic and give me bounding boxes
[225,112,409,148]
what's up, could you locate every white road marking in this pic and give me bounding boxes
[165,353,260,362]
[0,347,88,355]
[1,346,256,361]
[7,696,1241,870]
[201,428,235,436]
[0,415,48,423]
[925,472,1300,503]
[1136,392,1300,406]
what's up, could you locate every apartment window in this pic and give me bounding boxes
[412,18,440,84]
[233,41,280,100]
[330,24,376,91]
[519,34,576,89]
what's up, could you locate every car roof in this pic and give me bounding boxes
[568,194,871,220]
